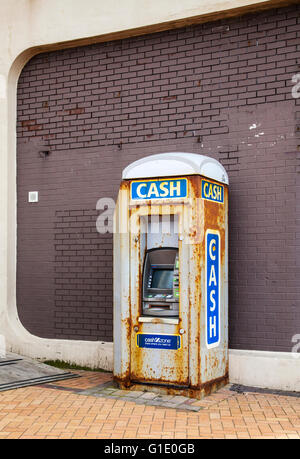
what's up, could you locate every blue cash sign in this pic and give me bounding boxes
[202,179,224,204]
[131,178,188,201]
[206,230,221,348]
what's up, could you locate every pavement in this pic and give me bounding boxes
[0,369,299,439]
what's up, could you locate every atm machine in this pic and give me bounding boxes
[113,152,229,398]
[142,248,179,317]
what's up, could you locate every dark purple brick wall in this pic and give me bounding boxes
[17,5,300,350]
[54,211,113,340]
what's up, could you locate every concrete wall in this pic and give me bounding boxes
[0,0,299,388]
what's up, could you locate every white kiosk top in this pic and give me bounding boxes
[122,152,229,185]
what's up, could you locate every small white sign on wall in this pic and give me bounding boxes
[28,191,39,203]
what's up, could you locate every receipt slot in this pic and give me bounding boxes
[113,153,229,398]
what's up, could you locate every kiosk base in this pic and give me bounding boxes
[114,374,229,400]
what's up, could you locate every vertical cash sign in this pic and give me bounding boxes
[206,230,220,348]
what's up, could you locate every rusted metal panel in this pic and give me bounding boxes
[113,184,131,384]
[200,179,228,386]
[129,202,190,386]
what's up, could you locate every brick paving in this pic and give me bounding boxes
[0,370,299,439]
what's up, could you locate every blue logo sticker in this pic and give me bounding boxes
[131,179,188,201]
[202,180,224,204]
[206,231,220,348]
[137,333,181,350]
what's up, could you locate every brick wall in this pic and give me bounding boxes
[17,5,300,350]
[54,210,113,340]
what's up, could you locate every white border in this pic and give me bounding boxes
[229,349,300,391]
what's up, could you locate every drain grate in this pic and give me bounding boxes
[230,384,300,398]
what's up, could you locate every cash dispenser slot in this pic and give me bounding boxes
[142,247,179,317]
[149,304,171,309]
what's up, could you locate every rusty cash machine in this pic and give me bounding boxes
[113,153,228,398]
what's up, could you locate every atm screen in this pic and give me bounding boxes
[151,269,173,289]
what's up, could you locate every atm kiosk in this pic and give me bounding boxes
[113,152,229,398]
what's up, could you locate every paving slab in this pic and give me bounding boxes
[80,382,204,411]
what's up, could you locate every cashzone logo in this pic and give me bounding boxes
[136,333,181,350]
[131,178,188,201]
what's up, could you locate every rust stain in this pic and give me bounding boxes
[162,95,177,102]
[22,120,43,132]
[56,108,85,116]
[28,124,42,132]
[189,373,229,398]
[68,108,85,115]
[21,120,32,127]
